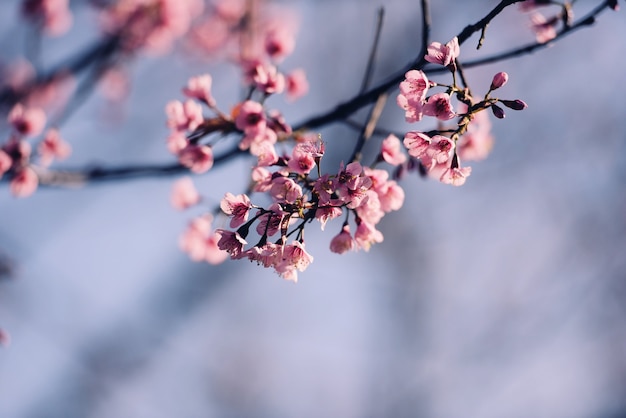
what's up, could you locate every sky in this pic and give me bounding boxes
[1,1,626,417]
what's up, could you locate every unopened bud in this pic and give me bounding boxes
[490,72,508,90]
[500,99,528,111]
[491,104,505,119]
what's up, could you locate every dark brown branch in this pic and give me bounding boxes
[360,7,386,93]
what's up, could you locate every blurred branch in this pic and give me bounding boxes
[360,7,385,93]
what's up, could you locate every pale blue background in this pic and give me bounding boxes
[1,1,626,417]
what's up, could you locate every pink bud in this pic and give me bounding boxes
[490,72,508,90]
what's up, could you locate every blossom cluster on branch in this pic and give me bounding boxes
[0,0,622,285]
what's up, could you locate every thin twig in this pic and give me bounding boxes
[349,93,388,163]
[360,7,385,93]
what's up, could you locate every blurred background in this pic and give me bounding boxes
[1,0,626,417]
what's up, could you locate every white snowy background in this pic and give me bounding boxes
[1,1,626,417]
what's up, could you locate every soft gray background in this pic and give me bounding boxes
[1,1,626,417]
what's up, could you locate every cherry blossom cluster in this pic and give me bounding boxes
[0,104,71,197]
[397,37,527,186]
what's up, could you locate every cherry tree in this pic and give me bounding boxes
[1,1,625,415]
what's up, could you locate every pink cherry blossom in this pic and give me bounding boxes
[399,70,429,103]
[10,167,38,198]
[423,93,455,120]
[315,206,343,230]
[171,177,201,210]
[424,136,455,166]
[179,216,228,264]
[38,128,71,166]
[252,166,273,192]
[440,166,472,186]
[403,131,431,159]
[216,229,248,259]
[246,243,281,268]
[220,192,252,228]
[8,104,46,137]
[235,100,266,141]
[381,134,407,166]
[287,141,317,175]
[166,100,204,132]
[330,225,356,254]
[396,93,424,123]
[183,74,216,107]
[178,144,213,173]
[274,241,313,282]
[286,69,309,101]
[375,180,405,213]
[354,220,384,251]
[425,37,460,68]
[252,64,285,95]
[270,177,303,204]
[265,28,295,62]
[256,205,285,237]
[530,12,558,43]
[166,131,188,155]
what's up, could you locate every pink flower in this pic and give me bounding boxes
[381,134,407,166]
[530,12,558,43]
[216,229,247,259]
[38,128,71,166]
[270,177,303,204]
[423,93,455,120]
[235,100,266,141]
[286,69,309,101]
[166,131,188,155]
[265,28,295,62]
[178,144,213,173]
[330,225,356,254]
[375,181,405,213]
[396,93,424,123]
[246,243,281,268]
[424,136,455,167]
[255,205,285,237]
[179,216,228,264]
[171,177,201,210]
[166,100,204,132]
[403,131,431,159]
[354,220,383,251]
[220,192,252,228]
[315,206,343,230]
[425,37,460,69]
[252,64,285,95]
[10,167,38,198]
[399,70,429,103]
[440,166,472,186]
[8,104,46,137]
[287,141,318,175]
[274,241,314,282]
[252,167,273,192]
[183,74,216,107]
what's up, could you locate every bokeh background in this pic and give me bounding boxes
[1,1,626,417]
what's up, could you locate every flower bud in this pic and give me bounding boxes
[500,99,528,111]
[490,72,508,90]
[491,104,505,119]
